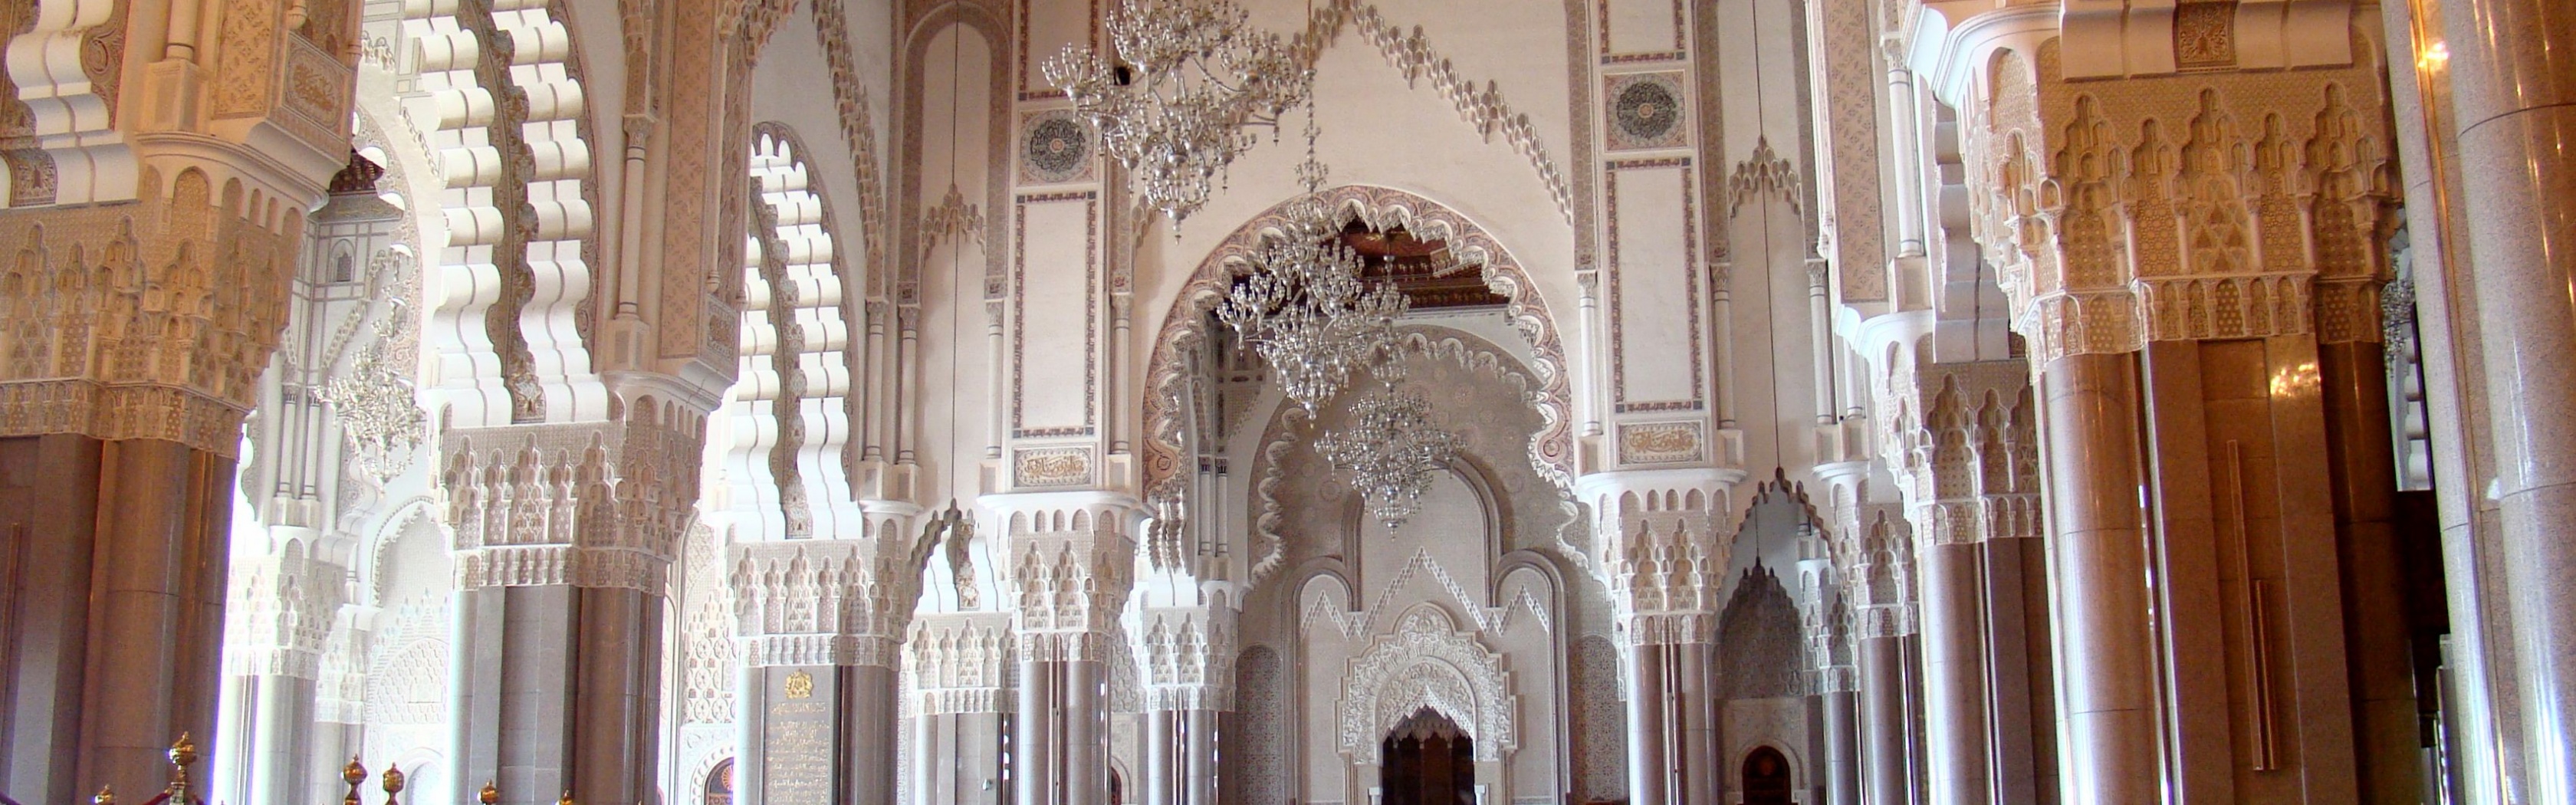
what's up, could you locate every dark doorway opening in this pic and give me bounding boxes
[1380,707,1474,805]
[1742,745,1792,805]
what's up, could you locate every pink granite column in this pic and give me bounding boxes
[0,437,235,802]
[2441,0,2576,794]
[1625,642,1671,804]
[2319,340,2424,803]
[2039,353,2159,803]
[1855,633,1914,805]
[1915,540,1992,805]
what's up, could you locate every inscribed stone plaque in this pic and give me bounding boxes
[763,666,836,802]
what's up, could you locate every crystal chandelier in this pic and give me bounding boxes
[1212,212,1409,414]
[1044,0,1313,227]
[1316,380,1461,530]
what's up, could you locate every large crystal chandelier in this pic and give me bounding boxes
[1044,0,1313,227]
[1212,211,1408,414]
[1316,379,1461,530]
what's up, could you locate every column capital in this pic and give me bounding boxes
[908,613,1014,715]
[441,405,708,591]
[222,552,349,679]
[729,535,933,669]
[984,490,1140,650]
[1136,605,1237,711]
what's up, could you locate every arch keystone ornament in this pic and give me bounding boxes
[1336,606,1516,763]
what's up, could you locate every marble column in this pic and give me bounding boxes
[2380,0,2517,797]
[2318,339,2424,803]
[1980,533,2051,803]
[1143,711,1175,805]
[1915,540,1991,805]
[1015,659,1056,805]
[829,665,903,804]
[2437,0,2576,796]
[1007,651,1121,805]
[247,675,319,805]
[1138,702,1223,803]
[1625,642,1673,805]
[454,584,668,805]
[1819,686,1860,805]
[1855,633,1914,805]
[2039,353,2158,804]
[0,436,233,803]
[1183,708,1216,805]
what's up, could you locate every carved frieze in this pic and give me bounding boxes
[1615,420,1704,465]
[1961,41,2396,364]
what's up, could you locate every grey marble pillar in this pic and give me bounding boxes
[453,584,665,805]
[1182,708,1215,805]
[2437,0,2576,796]
[1139,708,1218,805]
[909,711,1008,805]
[1063,660,1103,805]
[1143,710,1174,805]
[1856,634,1913,805]
[1916,541,1991,805]
[1679,643,1715,805]
[1625,642,1671,805]
[844,665,900,805]
[245,674,317,805]
[1016,659,1053,805]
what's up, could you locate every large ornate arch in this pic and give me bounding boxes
[410,0,608,427]
[718,121,863,542]
[1335,605,1517,762]
[1142,186,1576,565]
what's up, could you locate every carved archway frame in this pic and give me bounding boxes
[1139,186,1576,567]
[1334,605,1516,763]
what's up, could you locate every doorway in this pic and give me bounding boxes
[1380,708,1474,805]
[1741,745,1792,805]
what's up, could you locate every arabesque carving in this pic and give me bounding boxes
[0,173,302,455]
[1336,607,1516,762]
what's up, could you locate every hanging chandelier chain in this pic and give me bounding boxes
[1050,0,1457,530]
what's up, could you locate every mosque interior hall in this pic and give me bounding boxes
[0,0,2570,802]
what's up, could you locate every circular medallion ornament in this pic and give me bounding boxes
[1024,117,1091,179]
[1613,80,1681,142]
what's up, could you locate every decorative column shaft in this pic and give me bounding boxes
[2433,0,2576,795]
[1579,469,1737,805]
[989,493,1136,805]
[731,511,933,805]
[442,396,707,805]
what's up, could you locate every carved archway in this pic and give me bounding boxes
[1335,606,1516,762]
[1141,186,1576,567]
